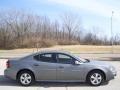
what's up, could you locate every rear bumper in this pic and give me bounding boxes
[4,69,16,80]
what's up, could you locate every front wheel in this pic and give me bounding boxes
[87,71,104,86]
[17,71,35,86]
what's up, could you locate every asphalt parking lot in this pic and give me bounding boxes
[0,59,120,90]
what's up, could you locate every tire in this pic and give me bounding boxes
[87,70,104,86]
[17,70,35,86]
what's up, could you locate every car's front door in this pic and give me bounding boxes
[33,53,57,81]
[56,53,84,81]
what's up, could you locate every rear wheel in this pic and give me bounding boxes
[87,71,105,86]
[17,71,35,86]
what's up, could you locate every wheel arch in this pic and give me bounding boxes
[86,69,106,81]
[16,69,35,80]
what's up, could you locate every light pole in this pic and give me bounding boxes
[111,11,114,53]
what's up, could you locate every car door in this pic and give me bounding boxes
[33,53,57,81]
[56,53,85,81]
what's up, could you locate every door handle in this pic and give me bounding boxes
[59,66,64,69]
[33,64,39,66]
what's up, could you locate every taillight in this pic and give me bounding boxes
[6,60,10,68]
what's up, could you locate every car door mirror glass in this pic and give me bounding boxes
[75,61,80,65]
[75,60,82,65]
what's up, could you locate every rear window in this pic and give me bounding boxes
[34,53,56,63]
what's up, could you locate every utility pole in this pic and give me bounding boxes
[111,11,114,53]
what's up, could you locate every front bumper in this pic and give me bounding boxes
[106,70,117,81]
[113,71,117,77]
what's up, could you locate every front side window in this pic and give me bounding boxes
[34,53,56,63]
[56,53,74,64]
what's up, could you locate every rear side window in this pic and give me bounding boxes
[34,53,56,63]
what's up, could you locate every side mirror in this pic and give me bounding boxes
[75,61,81,65]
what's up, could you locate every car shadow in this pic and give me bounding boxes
[0,75,19,86]
[0,75,109,87]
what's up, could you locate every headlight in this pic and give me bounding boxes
[109,66,116,72]
[108,66,117,76]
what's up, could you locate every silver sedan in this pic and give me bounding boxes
[4,50,116,86]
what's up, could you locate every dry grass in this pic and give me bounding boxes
[0,45,120,54]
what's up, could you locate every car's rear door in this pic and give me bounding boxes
[33,53,57,81]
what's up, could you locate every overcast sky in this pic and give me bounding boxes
[1,0,120,38]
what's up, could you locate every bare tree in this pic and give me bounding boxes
[61,13,81,43]
[0,10,119,49]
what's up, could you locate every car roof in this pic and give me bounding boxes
[19,50,76,60]
[35,50,71,55]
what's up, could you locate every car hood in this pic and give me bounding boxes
[87,60,112,68]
